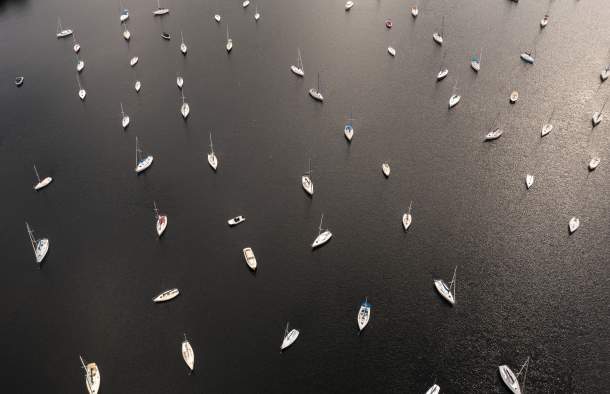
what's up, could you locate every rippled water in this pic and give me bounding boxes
[1,0,608,392]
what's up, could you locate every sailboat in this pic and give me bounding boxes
[181,334,195,371]
[510,90,519,103]
[120,103,130,129]
[153,288,179,303]
[449,79,461,108]
[402,201,413,231]
[471,48,482,72]
[425,384,440,394]
[243,0,250,7]
[309,72,324,101]
[345,1,354,11]
[484,113,503,141]
[302,159,314,195]
[312,214,332,249]
[434,266,457,305]
[176,75,184,89]
[387,45,396,57]
[525,174,534,189]
[254,5,261,21]
[520,50,535,64]
[433,16,444,45]
[56,18,73,38]
[123,23,131,40]
[344,112,354,141]
[135,80,141,92]
[135,136,153,174]
[26,222,49,264]
[15,76,24,86]
[225,25,233,52]
[280,322,299,350]
[382,162,391,177]
[411,5,419,17]
[120,5,129,22]
[588,157,600,171]
[153,0,170,15]
[214,13,221,23]
[73,34,80,53]
[541,107,555,137]
[540,14,549,28]
[228,216,246,226]
[243,247,257,271]
[601,65,610,82]
[33,165,53,190]
[154,201,167,237]
[77,75,86,100]
[130,56,139,67]
[357,298,371,331]
[180,92,190,119]
[568,217,580,234]
[180,32,187,54]
[76,54,85,73]
[592,97,607,127]
[208,132,218,170]
[291,48,305,77]
[437,57,449,81]
[499,357,529,394]
[79,356,100,394]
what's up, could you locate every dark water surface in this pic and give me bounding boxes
[1,0,609,392]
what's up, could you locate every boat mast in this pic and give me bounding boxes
[153,201,159,218]
[135,136,140,165]
[157,0,161,10]
[516,357,530,392]
[226,25,229,41]
[317,72,321,93]
[318,214,324,235]
[408,200,412,214]
[440,16,445,37]
[181,31,184,45]
[120,102,124,117]
[26,222,37,253]
[450,266,457,301]
[33,165,41,183]
[57,17,61,34]
[209,132,214,154]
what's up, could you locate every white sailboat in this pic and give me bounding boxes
[588,157,600,171]
[254,5,260,21]
[345,1,354,11]
[135,80,141,92]
[123,23,131,40]
[382,162,391,177]
[208,132,218,170]
[402,201,413,231]
[153,0,170,15]
[568,217,580,234]
[79,356,100,394]
[344,112,354,141]
[592,97,607,127]
[411,5,419,17]
[26,222,49,264]
[449,79,460,108]
[181,334,195,371]
[485,114,503,141]
[309,72,324,101]
[499,357,529,394]
[176,75,184,89]
[425,384,440,394]
[180,31,187,54]
[243,247,257,271]
[214,13,221,23]
[77,75,86,100]
[135,136,153,174]
[291,48,305,77]
[520,51,535,64]
[437,51,448,80]
[540,14,549,28]
[510,90,519,103]
[130,56,139,67]
[73,34,80,53]
[601,65,610,82]
[120,6,129,22]
[357,298,371,331]
[280,322,299,351]
[33,165,53,190]
[154,201,167,237]
[434,266,457,305]
[541,107,555,137]
[242,0,250,7]
[120,103,130,129]
[525,174,534,189]
[312,213,333,249]
[180,92,190,119]
[302,159,314,196]
[471,48,482,72]
[56,17,73,38]
[228,216,246,226]
[433,16,444,45]
[387,46,396,57]
[153,288,179,302]
[226,25,233,52]
[76,54,85,73]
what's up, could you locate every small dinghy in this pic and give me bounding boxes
[228,216,246,226]
[540,14,549,28]
[153,288,179,303]
[243,247,257,270]
[15,76,24,86]
[345,1,354,11]
[26,222,49,264]
[291,48,305,77]
[402,201,413,231]
[177,76,184,89]
[302,159,314,195]
[120,103,130,129]
[154,201,167,237]
[207,132,218,170]
[520,52,535,64]
[525,174,534,189]
[181,334,194,371]
[161,32,171,40]
[130,56,139,67]
[426,384,440,394]
[382,162,391,177]
[499,357,529,394]
[309,72,324,101]
[385,19,392,28]
[411,6,419,17]
[588,157,600,171]
[33,165,53,190]
[135,136,153,174]
[135,80,141,92]
[601,66,610,82]
[510,90,519,103]
[568,217,580,234]
[312,214,332,249]
[357,298,371,331]
[387,46,396,57]
[153,0,170,15]
[79,356,100,394]
[280,322,299,351]
[434,266,457,305]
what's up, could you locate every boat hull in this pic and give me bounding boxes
[290,66,304,77]
[243,247,257,270]
[181,341,194,370]
[135,156,153,174]
[302,175,314,195]
[498,365,521,394]
[312,230,332,248]
[434,279,455,305]
[156,215,167,237]
[208,154,218,170]
[34,177,53,190]
[281,329,299,350]
[153,288,179,302]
